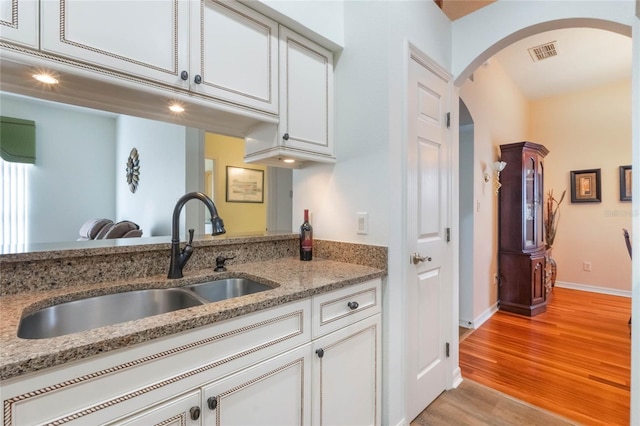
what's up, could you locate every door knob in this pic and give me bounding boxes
[411,253,432,264]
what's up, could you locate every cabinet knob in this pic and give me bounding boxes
[194,74,202,84]
[316,348,324,358]
[282,133,290,141]
[180,70,189,81]
[190,406,201,420]
[207,396,218,410]
[347,301,359,310]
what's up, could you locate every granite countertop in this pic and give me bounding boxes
[0,257,385,381]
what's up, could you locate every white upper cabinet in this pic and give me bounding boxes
[40,0,277,114]
[0,0,38,48]
[244,26,334,167]
[41,0,189,86]
[190,0,278,114]
[279,25,334,157]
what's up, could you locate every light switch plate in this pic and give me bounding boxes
[356,212,368,235]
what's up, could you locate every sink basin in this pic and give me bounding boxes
[184,278,273,303]
[18,288,204,339]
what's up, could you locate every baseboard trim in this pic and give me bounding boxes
[474,302,499,328]
[555,281,632,298]
[458,302,499,330]
[458,319,473,328]
[450,366,463,389]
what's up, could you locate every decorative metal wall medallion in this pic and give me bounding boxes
[126,148,140,193]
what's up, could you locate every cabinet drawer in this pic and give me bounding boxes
[312,279,381,338]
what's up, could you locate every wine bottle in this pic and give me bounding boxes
[299,209,313,261]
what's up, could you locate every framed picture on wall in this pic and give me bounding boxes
[619,165,632,202]
[225,166,264,203]
[570,168,601,203]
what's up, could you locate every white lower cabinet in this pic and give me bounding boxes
[201,344,311,425]
[116,345,311,426]
[115,390,202,426]
[1,279,381,426]
[312,310,381,426]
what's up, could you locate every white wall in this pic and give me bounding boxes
[459,59,530,325]
[248,0,344,49]
[290,2,452,424]
[631,13,639,425]
[0,94,116,243]
[459,122,474,327]
[115,115,187,237]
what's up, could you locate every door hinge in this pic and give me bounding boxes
[446,227,451,242]
[445,342,450,357]
[446,112,450,128]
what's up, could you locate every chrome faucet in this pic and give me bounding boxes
[168,192,225,279]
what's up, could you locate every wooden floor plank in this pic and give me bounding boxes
[459,287,631,426]
[411,380,575,426]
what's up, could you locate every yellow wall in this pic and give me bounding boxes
[530,79,632,291]
[205,134,267,235]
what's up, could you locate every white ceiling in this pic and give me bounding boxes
[491,27,632,100]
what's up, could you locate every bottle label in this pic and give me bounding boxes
[302,232,313,250]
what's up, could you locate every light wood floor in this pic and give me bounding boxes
[458,287,631,425]
[411,379,576,425]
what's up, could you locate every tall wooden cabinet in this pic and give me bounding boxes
[498,141,549,316]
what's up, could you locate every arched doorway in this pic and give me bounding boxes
[450,7,637,423]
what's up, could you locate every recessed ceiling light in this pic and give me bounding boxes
[168,103,185,113]
[32,73,59,85]
[283,158,295,164]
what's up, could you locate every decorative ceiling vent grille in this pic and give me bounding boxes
[528,41,558,62]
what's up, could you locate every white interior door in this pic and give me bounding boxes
[406,47,452,421]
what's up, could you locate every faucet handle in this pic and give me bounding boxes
[187,228,194,245]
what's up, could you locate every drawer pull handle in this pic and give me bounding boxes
[316,348,324,358]
[190,406,201,420]
[347,301,359,310]
[194,74,202,84]
[207,397,218,410]
[180,70,189,81]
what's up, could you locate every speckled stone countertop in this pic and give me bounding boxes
[0,257,385,381]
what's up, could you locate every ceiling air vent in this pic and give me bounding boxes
[528,41,558,62]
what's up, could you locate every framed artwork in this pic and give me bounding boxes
[619,165,632,202]
[570,168,601,203]
[225,166,264,203]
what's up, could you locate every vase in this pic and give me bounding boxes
[548,256,557,287]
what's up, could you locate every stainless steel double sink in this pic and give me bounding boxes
[18,278,274,339]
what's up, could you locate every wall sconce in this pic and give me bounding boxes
[484,161,507,193]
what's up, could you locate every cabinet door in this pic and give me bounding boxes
[531,254,546,307]
[202,345,311,426]
[191,0,278,114]
[0,0,38,48]
[312,314,381,426]
[41,0,189,86]
[523,154,537,249]
[115,390,201,426]
[279,26,334,157]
